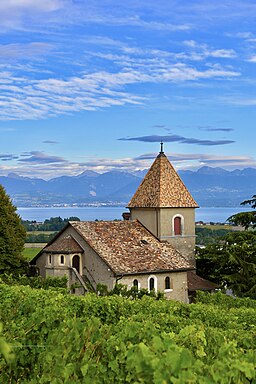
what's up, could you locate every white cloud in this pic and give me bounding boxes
[182,40,237,60]
[0,0,68,12]
[0,43,54,59]
[0,59,241,121]
[0,151,255,179]
[247,55,256,63]
[210,49,236,58]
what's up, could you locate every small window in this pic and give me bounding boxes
[164,276,173,291]
[174,216,182,236]
[148,275,157,292]
[60,255,65,265]
[133,279,139,288]
[48,255,52,264]
[149,277,155,291]
[165,276,170,290]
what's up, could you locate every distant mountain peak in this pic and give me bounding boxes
[7,173,34,181]
[76,170,99,178]
[196,166,229,175]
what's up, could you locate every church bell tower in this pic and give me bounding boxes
[127,144,198,266]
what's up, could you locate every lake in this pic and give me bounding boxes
[17,206,253,223]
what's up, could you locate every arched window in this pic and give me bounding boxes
[133,279,139,288]
[174,216,182,235]
[60,255,65,265]
[148,275,157,292]
[165,276,170,290]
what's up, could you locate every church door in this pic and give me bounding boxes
[72,255,80,274]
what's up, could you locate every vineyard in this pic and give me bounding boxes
[0,284,255,383]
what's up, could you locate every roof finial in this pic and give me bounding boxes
[160,141,164,154]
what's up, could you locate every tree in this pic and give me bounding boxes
[196,231,256,298]
[227,194,256,229]
[0,185,27,274]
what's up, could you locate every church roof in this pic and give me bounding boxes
[70,220,194,275]
[43,235,84,254]
[128,152,198,208]
[187,271,218,291]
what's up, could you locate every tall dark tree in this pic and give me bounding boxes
[0,185,27,274]
[196,231,256,298]
[197,196,256,298]
[228,194,256,229]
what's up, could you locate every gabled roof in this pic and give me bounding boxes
[128,152,198,208]
[42,235,83,254]
[70,220,194,275]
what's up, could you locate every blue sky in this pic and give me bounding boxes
[0,0,256,179]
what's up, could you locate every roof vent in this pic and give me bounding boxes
[141,239,149,245]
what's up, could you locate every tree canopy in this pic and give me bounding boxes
[196,231,256,298]
[197,195,256,298]
[227,195,256,229]
[0,185,27,274]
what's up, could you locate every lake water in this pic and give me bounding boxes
[17,206,253,223]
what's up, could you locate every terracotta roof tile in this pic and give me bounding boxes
[128,153,198,208]
[187,271,218,291]
[44,235,83,253]
[70,220,193,275]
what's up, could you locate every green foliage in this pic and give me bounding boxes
[25,232,57,243]
[195,227,232,245]
[0,323,14,364]
[228,211,256,229]
[96,283,164,300]
[196,231,256,298]
[0,285,255,383]
[0,274,68,290]
[228,194,256,229]
[0,184,27,274]
[22,216,80,232]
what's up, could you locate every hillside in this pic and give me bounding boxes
[0,166,255,207]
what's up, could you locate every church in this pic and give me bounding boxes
[32,145,216,302]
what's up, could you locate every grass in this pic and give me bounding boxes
[23,247,41,261]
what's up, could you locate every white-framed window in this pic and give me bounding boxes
[172,214,184,236]
[148,275,157,292]
[60,255,65,265]
[164,276,173,291]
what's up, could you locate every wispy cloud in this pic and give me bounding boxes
[198,125,234,132]
[135,152,256,169]
[42,140,58,144]
[0,150,255,180]
[0,0,70,31]
[119,134,235,146]
[222,96,256,106]
[247,55,256,63]
[0,58,240,120]
[0,43,54,60]
[18,151,66,164]
[0,154,19,161]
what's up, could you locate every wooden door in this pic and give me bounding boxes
[72,255,80,274]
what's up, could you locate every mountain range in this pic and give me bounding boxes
[0,166,255,207]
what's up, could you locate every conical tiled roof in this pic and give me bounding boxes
[128,152,198,208]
